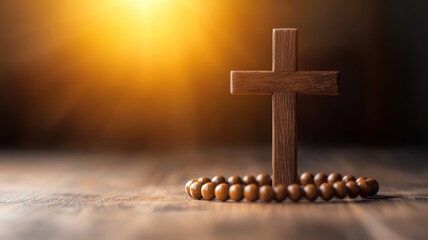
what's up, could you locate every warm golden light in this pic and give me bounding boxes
[22,0,239,147]
[2,0,260,148]
[61,0,226,83]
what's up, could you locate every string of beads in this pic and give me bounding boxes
[185,172,379,203]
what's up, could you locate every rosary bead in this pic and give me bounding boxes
[288,184,304,202]
[333,181,349,199]
[319,183,334,201]
[211,176,226,185]
[185,179,198,196]
[190,181,204,200]
[314,173,328,187]
[256,173,272,186]
[303,184,318,202]
[345,181,360,198]
[328,172,342,184]
[300,172,315,185]
[215,183,230,202]
[243,175,257,185]
[227,175,244,185]
[356,177,367,184]
[274,184,287,202]
[342,174,356,183]
[259,185,275,203]
[201,182,215,200]
[244,183,259,202]
[366,178,379,196]
[198,177,211,184]
[229,184,244,202]
[186,173,379,204]
[357,180,372,198]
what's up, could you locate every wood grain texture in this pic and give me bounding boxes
[230,28,340,186]
[272,92,297,186]
[0,148,427,240]
[273,28,297,72]
[230,71,339,95]
[272,29,298,186]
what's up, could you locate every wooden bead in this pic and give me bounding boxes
[198,177,211,184]
[256,173,272,186]
[342,174,356,183]
[356,177,367,184]
[328,172,342,184]
[319,183,334,201]
[242,175,257,185]
[244,183,259,202]
[366,178,379,196]
[274,184,287,202]
[185,179,198,196]
[201,182,215,200]
[300,172,314,185]
[211,176,226,185]
[287,183,303,202]
[227,175,243,185]
[333,181,349,199]
[314,172,327,187]
[229,184,244,202]
[357,180,372,198]
[303,184,318,201]
[259,185,275,203]
[190,181,204,200]
[346,181,360,198]
[215,183,229,202]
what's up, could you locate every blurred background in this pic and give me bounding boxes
[0,0,427,151]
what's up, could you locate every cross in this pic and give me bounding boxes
[230,28,340,186]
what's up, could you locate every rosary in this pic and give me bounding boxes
[185,173,379,203]
[184,28,379,203]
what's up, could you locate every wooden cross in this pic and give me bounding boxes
[230,28,340,186]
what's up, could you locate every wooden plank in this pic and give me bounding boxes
[273,28,298,72]
[272,28,298,186]
[272,91,297,186]
[230,71,340,95]
[0,149,427,240]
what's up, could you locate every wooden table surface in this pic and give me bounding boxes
[0,147,427,240]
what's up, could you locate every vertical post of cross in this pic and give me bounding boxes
[272,28,298,186]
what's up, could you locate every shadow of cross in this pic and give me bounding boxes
[230,28,340,186]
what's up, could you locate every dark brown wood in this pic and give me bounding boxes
[273,28,297,72]
[230,71,339,95]
[0,149,427,239]
[272,29,298,186]
[230,28,340,187]
[272,91,297,186]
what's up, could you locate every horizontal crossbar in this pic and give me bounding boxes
[230,71,339,95]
